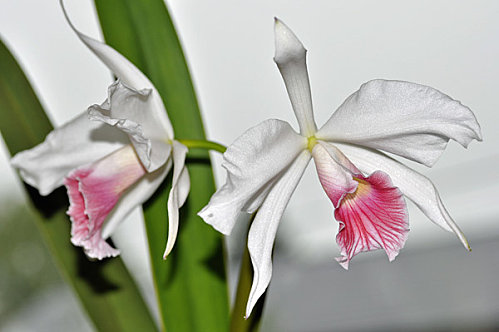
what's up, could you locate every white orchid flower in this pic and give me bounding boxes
[11,4,189,260]
[199,18,482,317]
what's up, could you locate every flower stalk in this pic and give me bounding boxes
[177,139,227,154]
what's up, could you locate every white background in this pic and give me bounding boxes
[1,1,498,331]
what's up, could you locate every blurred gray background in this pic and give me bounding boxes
[1,0,498,331]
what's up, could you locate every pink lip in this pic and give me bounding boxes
[64,145,146,260]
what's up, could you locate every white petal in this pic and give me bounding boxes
[10,112,127,195]
[317,80,482,167]
[316,141,361,174]
[335,143,470,250]
[89,80,172,172]
[164,141,190,258]
[176,163,190,208]
[101,160,172,239]
[274,18,317,137]
[198,119,307,235]
[61,1,173,140]
[243,178,279,214]
[246,150,311,318]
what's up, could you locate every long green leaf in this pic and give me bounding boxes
[94,1,229,331]
[0,39,157,332]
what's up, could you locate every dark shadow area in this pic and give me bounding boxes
[144,170,171,207]
[250,291,267,332]
[143,157,227,289]
[88,123,129,145]
[24,183,122,294]
[25,184,67,219]
[185,155,211,167]
[76,252,119,293]
[202,238,226,282]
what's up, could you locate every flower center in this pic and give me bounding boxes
[307,136,317,152]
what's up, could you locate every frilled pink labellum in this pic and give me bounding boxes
[333,172,409,269]
[65,145,146,259]
[313,143,409,269]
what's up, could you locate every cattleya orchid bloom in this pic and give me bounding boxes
[199,19,482,317]
[11,5,189,260]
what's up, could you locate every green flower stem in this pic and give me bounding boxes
[230,216,266,332]
[178,139,227,154]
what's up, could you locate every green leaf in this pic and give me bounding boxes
[94,1,229,331]
[0,39,157,332]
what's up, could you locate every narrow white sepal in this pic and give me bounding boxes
[246,150,311,318]
[274,18,317,137]
[164,141,190,259]
[60,0,174,141]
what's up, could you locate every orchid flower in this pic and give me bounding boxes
[199,18,482,317]
[10,4,189,260]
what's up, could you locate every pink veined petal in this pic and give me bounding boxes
[64,145,146,260]
[334,142,471,250]
[334,171,409,270]
[65,171,121,259]
[312,143,408,268]
[65,175,90,246]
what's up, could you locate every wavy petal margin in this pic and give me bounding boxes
[65,145,146,259]
[334,171,409,269]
